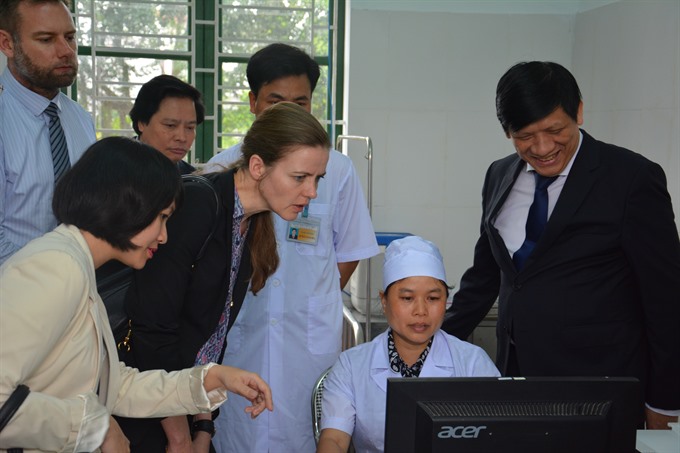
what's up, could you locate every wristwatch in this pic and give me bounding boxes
[192,419,216,438]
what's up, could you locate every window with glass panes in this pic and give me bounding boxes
[74,0,342,164]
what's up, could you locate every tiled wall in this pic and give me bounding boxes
[573,0,680,205]
[346,2,679,287]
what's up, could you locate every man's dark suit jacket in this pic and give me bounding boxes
[177,159,195,175]
[442,130,680,411]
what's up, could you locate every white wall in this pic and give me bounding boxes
[346,1,680,287]
[572,0,680,206]
[346,10,575,284]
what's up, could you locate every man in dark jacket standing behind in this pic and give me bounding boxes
[443,61,680,430]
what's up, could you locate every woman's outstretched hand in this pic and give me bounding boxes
[204,365,274,418]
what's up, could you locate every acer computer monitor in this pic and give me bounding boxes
[384,376,641,453]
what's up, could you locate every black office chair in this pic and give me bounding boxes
[311,367,356,452]
[312,306,363,449]
[311,367,332,445]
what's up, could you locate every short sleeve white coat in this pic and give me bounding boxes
[320,330,500,453]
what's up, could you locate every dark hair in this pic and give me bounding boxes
[129,75,205,135]
[247,43,321,97]
[496,61,582,134]
[53,137,183,251]
[235,102,330,294]
[0,0,71,35]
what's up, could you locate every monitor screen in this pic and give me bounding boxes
[384,376,641,453]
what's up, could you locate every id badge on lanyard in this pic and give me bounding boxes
[286,205,320,245]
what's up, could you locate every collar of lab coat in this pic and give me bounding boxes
[369,330,455,392]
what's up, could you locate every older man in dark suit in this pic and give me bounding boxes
[442,61,680,430]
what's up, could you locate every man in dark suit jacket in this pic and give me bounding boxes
[442,61,680,429]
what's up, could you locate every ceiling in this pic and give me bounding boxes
[351,0,622,15]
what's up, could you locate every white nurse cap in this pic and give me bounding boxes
[382,236,447,291]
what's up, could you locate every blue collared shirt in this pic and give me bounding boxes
[0,69,96,264]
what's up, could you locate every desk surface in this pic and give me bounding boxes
[636,423,680,453]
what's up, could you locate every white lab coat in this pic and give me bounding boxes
[320,330,500,453]
[206,146,379,452]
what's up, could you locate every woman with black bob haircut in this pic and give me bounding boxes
[0,137,273,452]
[53,136,184,251]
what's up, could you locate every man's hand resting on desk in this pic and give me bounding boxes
[645,407,679,430]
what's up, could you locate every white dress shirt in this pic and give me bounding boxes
[493,132,583,257]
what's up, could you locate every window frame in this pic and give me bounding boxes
[72,0,346,164]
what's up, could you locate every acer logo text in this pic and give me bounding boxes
[437,425,487,439]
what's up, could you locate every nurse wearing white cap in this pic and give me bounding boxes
[317,236,500,453]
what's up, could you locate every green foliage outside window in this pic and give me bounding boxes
[73,0,338,163]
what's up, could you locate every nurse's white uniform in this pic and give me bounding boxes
[320,329,500,453]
